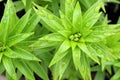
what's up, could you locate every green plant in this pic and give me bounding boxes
[31,0,120,80]
[0,0,48,80]
[0,0,120,80]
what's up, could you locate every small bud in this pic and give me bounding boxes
[74,38,79,42]
[69,35,74,41]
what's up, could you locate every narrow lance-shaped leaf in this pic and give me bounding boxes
[33,4,64,32]
[59,53,71,80]
[72,2,82,32]
[30,40,59,49]
[22,13,40,33]
[13,60,35,80]
[0,0,10,43]
[10,9,31,35]
[59,11,72,31]
[27,61,49,80]
[49,40,70,67]
[83,0,102,30]
[4,47,40,61]
[7,32,34,47]
[65,0,75,21]
[38,33,65,41]
[2,56,18,80]
[53,52,71,80]
[78,43,100,64]
[79,54,91,80]
[72,45,81,70]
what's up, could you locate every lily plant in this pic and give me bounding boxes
[0,0,48,80]
[32,0,120,80]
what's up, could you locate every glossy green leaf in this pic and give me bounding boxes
[72,45,81,70]
[39,33,65,41]
[78,43,100,64]
[34,5,64,32]
[31,40,60,49]
[11,9,31,35]
[4,47,40,61]
[65,0,75,21]
[72,2,82,32]
[7,32,33,47]
[22,13,40,33]
[27,61,49,80]
[59,11,72,31]
[0,0,10,43]
[83,0,102,30]
[53,52,71,80]
[14,1,24,12]
[49,40,70,67]
[79,54,91,80]
[13,60,35,80]
[2,56,17,80]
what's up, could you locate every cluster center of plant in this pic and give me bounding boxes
[69,32,81,42]
[0,42,6,52]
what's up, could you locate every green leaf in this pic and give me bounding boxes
[72,2,82,32]
[78,43,100,64]
[39,33,65,41]
[22,0,26,6]
[94,71,105,80]
[111,69,120,80]
[72,45,81,70]
[65,0,75,21]
[49,40,70,67]
[22,13,40,33]
[2,56,17,80]
[7,32,34,47]
[1,0,18,38]
[6,72,13,80]
[59,11,72,31]
[27,61,49,80]
[34,5,64,32]
[79,54,91,80]
[0,64,5,74]
[0,0,10,43]
[10,9,31,35]
[31,40,60,49]
[4,47,40,61]
[53,52,71,80]
[14,1,24,12]
[51,0,59,16]
[83,0,102,30]
[13,60,35,80]
[114,62,120,67]
[0,52,3,63]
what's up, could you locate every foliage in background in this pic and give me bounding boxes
[0,0,48,80]
[0,0,120,80]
